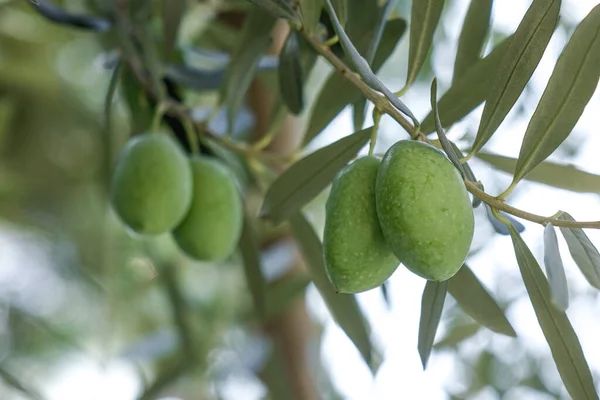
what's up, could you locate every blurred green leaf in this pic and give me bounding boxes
[260,127,371,224]
[220,8,276,131]
[509,225,598,400]
[0,366,45,400]
[120,66,153,133]
[543,223,569,311]
[331,0,348,28]
[265,275,311,319]
[239,214,267,320]
[103,59,121,183]
[31,0,111,32]
[247,0,300,22]
[279,31,305,115]
[434,322,481,349]
[512,4,600,185]
[346,0,380,54]
[558,212,600,290]
[404,0,445,91]
[289,213,379,371]
[421,35,512,134]
[300,0,325,33]
[162,0,186,59]
[476,152,600,194]
[448,265,517,337]
[453,0,493,83]
[471,0,560,156]
[418,280,447,369]
[304,17,406,143]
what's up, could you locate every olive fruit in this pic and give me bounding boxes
[323,156,399,293]
[110,133,193,235]
[375,140,474,281]
[172,156,243,262]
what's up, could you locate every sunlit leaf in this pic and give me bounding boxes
[239,214,267,320]
[420,35,512,134]
[404,0,445,91]
[558,212,600,290]
[162,0,186,59]
[448,265,516,337]
[300,0,325,33]
[485,204,525,236]
[418,280,447,369]
[476,152,600,194]
[220,8,276,131]
[453,0,493,83]
[509,225,598,400]
[31,0,111,32]
[279,31,305,115]
[512,4,600,184]
[543,223,569,311]
[471,0,560,156]
[289,213,379,371]
[265,275,311,319]
[304,17,406,143]
[260,127,371,223]
[247,0,300,22]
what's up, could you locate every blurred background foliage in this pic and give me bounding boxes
[0,0,597,399]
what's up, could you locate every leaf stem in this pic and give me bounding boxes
[369,109,382,156]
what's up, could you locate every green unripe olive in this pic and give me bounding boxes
[172,156,243,262]
[323,156,399,293]
[376,140,474,281]
[110,133,193,235]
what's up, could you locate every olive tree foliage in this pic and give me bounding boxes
[0,0,599,398]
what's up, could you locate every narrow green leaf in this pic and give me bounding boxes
[404,0,445,90]
[279,31,305,114]
[120,66,153,133]
[484,204,525,236]
[162,0,186,59]
[289,213,379,371]
[453,0,493,83]
[471,0,561,156]
[509,225,598,400]
[558,212,600,289]
[300,0,325,33]
[304,18,406,143]
[420,35,512,134]
[543,223,569,311]
[345,0,380,54]
[434,322,481,349]
[448,265,517,337]
[265,275,311,319]
[260,127,371,223]
[418,280,447,370]
[220,8,276,132]
[104,59,121,178]
[476,152,600,194]
[247,0,300,23]
[512,4,600,184]
[331,0,348,29]
[239,214,267,320]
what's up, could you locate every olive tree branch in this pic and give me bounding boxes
[298,20,600,230]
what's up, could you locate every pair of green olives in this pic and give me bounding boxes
[110,133,243,262]
[323,140,475,293]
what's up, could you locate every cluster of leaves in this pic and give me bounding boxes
[25,0,600,398]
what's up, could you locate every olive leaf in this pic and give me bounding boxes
[220,8,276,132]
[239,213,267,320]
[265,275,311,319]
[434,322,481,349]
[165,65,224,91]
[103,59,122,183]
[289,213,380,372]
[404,0,446,91]
[447,141,481,207]
[260,127,372,224]
[558,212,600,290]
[162,0,186,59]
[300,0,325,33]
[304,17,406,144]
[543,223,569,311]
[420,35,512,134]
[279,31,305,115]
[247,0,300,23]
[453,0,493,83]
[508,225,598,400]
[512,4,600,185]
[31,0,111,32]
[448,265,516,337]
[470,0,561,156]
[418,280,447,370]
[476,152,600,194]
[484,204,525,236]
